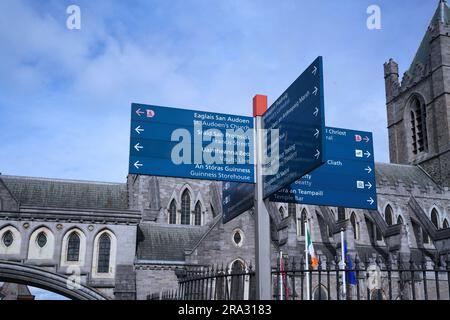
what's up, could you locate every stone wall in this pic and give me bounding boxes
[135,266,180,300]
[0,218,137,299]
[384,17,450,187]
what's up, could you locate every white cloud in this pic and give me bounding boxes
[1,0,428,181]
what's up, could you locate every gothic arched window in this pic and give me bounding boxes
[422,228,430,244]
[300,209,307,237]
[338,207,346,221]
[28,227,54,260]
[397,215,404,225]
[194,201,202,226]
[410,97,428,154]
[169,200,177,224]
[350,212,358,240]
[181,190,191,225]
[385,205,393,226]
[443,219,449,229]
[431,209,439,229]
[97,233,111,273]
[297,209,308,237]
[279,207,285,218]
[67,232,80,262]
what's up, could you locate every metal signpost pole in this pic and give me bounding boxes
[341,229,347,299]
[305,221,310,300]
[279,250,283,301]
[253,94,272,300]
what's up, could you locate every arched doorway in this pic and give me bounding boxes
[230,260,245,300]
[312,285,328,300]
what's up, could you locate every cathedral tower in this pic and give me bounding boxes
[384,0,450,187]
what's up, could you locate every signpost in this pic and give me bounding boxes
[129,103,255,183]
[270,127,377,209]
[253,94,272,300]
[127,57,378,301]
[263,56,326,199]
[222,126,377,225]
[222,57,327,225]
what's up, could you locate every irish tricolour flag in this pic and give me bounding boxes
[305,223,319,269]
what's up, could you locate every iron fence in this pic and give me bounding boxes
[148,264,256,300]
[148,254,450,300]
[273,253,450,300]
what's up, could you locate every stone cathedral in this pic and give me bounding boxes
[0,0,449,300]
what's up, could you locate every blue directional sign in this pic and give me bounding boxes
[222,182,254,223]
[270,127,377,210]
[129,103,255,183]
[263,56,326,199]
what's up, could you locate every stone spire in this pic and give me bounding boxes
[407,0,449,74]
[439,0,448,24]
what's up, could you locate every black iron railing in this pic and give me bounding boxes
[148,264,256,300]
[272,253,450,300]
[148,254,450,300]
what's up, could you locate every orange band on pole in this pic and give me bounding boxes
[253,94,267,117]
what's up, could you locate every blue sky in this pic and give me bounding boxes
[28,286,69,300]
[0,0,441,183]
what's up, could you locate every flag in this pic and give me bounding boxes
[306,224,319,268]
[344,241,357,285]
[280,254,289,298]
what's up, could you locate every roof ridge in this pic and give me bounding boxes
[186,214,223,254]
[0,175,125,186]
[375,162,416,168]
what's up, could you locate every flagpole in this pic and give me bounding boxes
[305,221,310,300]
[340,228,347,299]
[279,250,283,301]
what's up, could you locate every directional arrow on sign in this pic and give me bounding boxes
[364,151,371,158]
[135,125,144,134]
[312,66,317,75]
[365,166,372,174]
[367,197,375,205]
[314,129,320,138]
[134,161,143,169]
[313,107,319,117]
[134,142,143,152]
[365,182,372,189]
[312,87,318,96]
[314,149,320,159]
[136,108,145,116]
[364,136,370,143]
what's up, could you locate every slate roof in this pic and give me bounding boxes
[137,223,208,262]
[375,162,440,189]
[408,0,450,73]
[0,175,128,210]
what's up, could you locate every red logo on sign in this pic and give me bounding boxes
[355,135,362,142]
[146,109,155,118]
